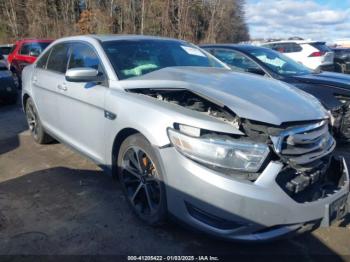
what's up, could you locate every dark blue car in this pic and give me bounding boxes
[201,44,350,141]
[0,54,17,104]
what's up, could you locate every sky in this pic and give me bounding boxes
[245,0,350,43]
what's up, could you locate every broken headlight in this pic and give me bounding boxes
[167,127,270,172]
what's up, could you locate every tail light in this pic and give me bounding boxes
[309,51,326,57]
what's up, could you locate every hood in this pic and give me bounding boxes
[121,67,327,126]
[293,71,350,90]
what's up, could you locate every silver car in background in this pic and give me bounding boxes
[0,44,13,69]
[22,35,349,241]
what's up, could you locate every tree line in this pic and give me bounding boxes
[0,0,249,44]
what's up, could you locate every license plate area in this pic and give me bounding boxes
[329,194,348,224]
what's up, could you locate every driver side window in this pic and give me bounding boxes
[68,43,101,71]
[212,49,261,73]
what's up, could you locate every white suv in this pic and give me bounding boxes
[262,40,334,70]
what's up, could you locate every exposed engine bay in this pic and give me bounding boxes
[128,88,343,201]
[128,88,240,129]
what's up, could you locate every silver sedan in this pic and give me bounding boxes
[21,35,349,241]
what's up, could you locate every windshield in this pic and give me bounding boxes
[102,40,224,80]
[246,48,312,76]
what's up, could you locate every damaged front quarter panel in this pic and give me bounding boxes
[126,87,245,137]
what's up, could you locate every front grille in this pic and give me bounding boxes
[270,120,335,169]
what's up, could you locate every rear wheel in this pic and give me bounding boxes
[117,134,167,225]
[25,97,53,144]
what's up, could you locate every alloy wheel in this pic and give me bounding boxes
[26,102,38,140]
[120,146,161,216]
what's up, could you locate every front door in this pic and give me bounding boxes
[57,42,107,163]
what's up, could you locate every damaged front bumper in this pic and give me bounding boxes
[157,146,349,242]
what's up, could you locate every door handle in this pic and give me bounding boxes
[32,76,37,84]
[57,84,67,91]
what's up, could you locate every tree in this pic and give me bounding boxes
[0,0,250,44]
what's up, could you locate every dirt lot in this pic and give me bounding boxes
[0,103,349,259]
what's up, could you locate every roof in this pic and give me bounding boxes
[262,40,324,45]
[16,38,53,43]
[90,34,186,43]
[199,43,269,51]
[332,47,350,51]
[52,34,188,45]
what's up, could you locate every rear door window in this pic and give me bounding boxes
[46,43,70,74]
[269,43,301,53]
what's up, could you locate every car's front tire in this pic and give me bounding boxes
[25,97,53,144]
[117,133,167,225]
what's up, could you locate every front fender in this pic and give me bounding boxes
[103,89,243,167]
[21,65,35,104]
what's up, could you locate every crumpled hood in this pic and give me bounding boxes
[294,71,350,90]
[121,67,327,126]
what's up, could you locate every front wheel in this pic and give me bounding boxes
[117,134,167,225]
[25,98,53,144]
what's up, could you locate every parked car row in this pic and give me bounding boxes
[0,44,18,104]
[0,59,17,104]
[0,39,53,104]
[200,44,350,141]
[261,40,335,71]
[21,35,349,242]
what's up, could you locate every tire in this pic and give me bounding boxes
[117,133,167,225]
[25,97,53,144]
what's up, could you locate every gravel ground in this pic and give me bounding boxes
[0,103,349,260]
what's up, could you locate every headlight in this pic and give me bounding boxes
[167,127,270,172]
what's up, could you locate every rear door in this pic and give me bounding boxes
[57,42,107,163]
[31,43,70,133]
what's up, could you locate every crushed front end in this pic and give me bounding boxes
[243,119,349,225]
[159,118,349,241]
[130,87,349,241]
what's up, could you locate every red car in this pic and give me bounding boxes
[8,39,53,87]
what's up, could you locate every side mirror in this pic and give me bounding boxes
[65,68,99,82]
[246,67,265,76]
